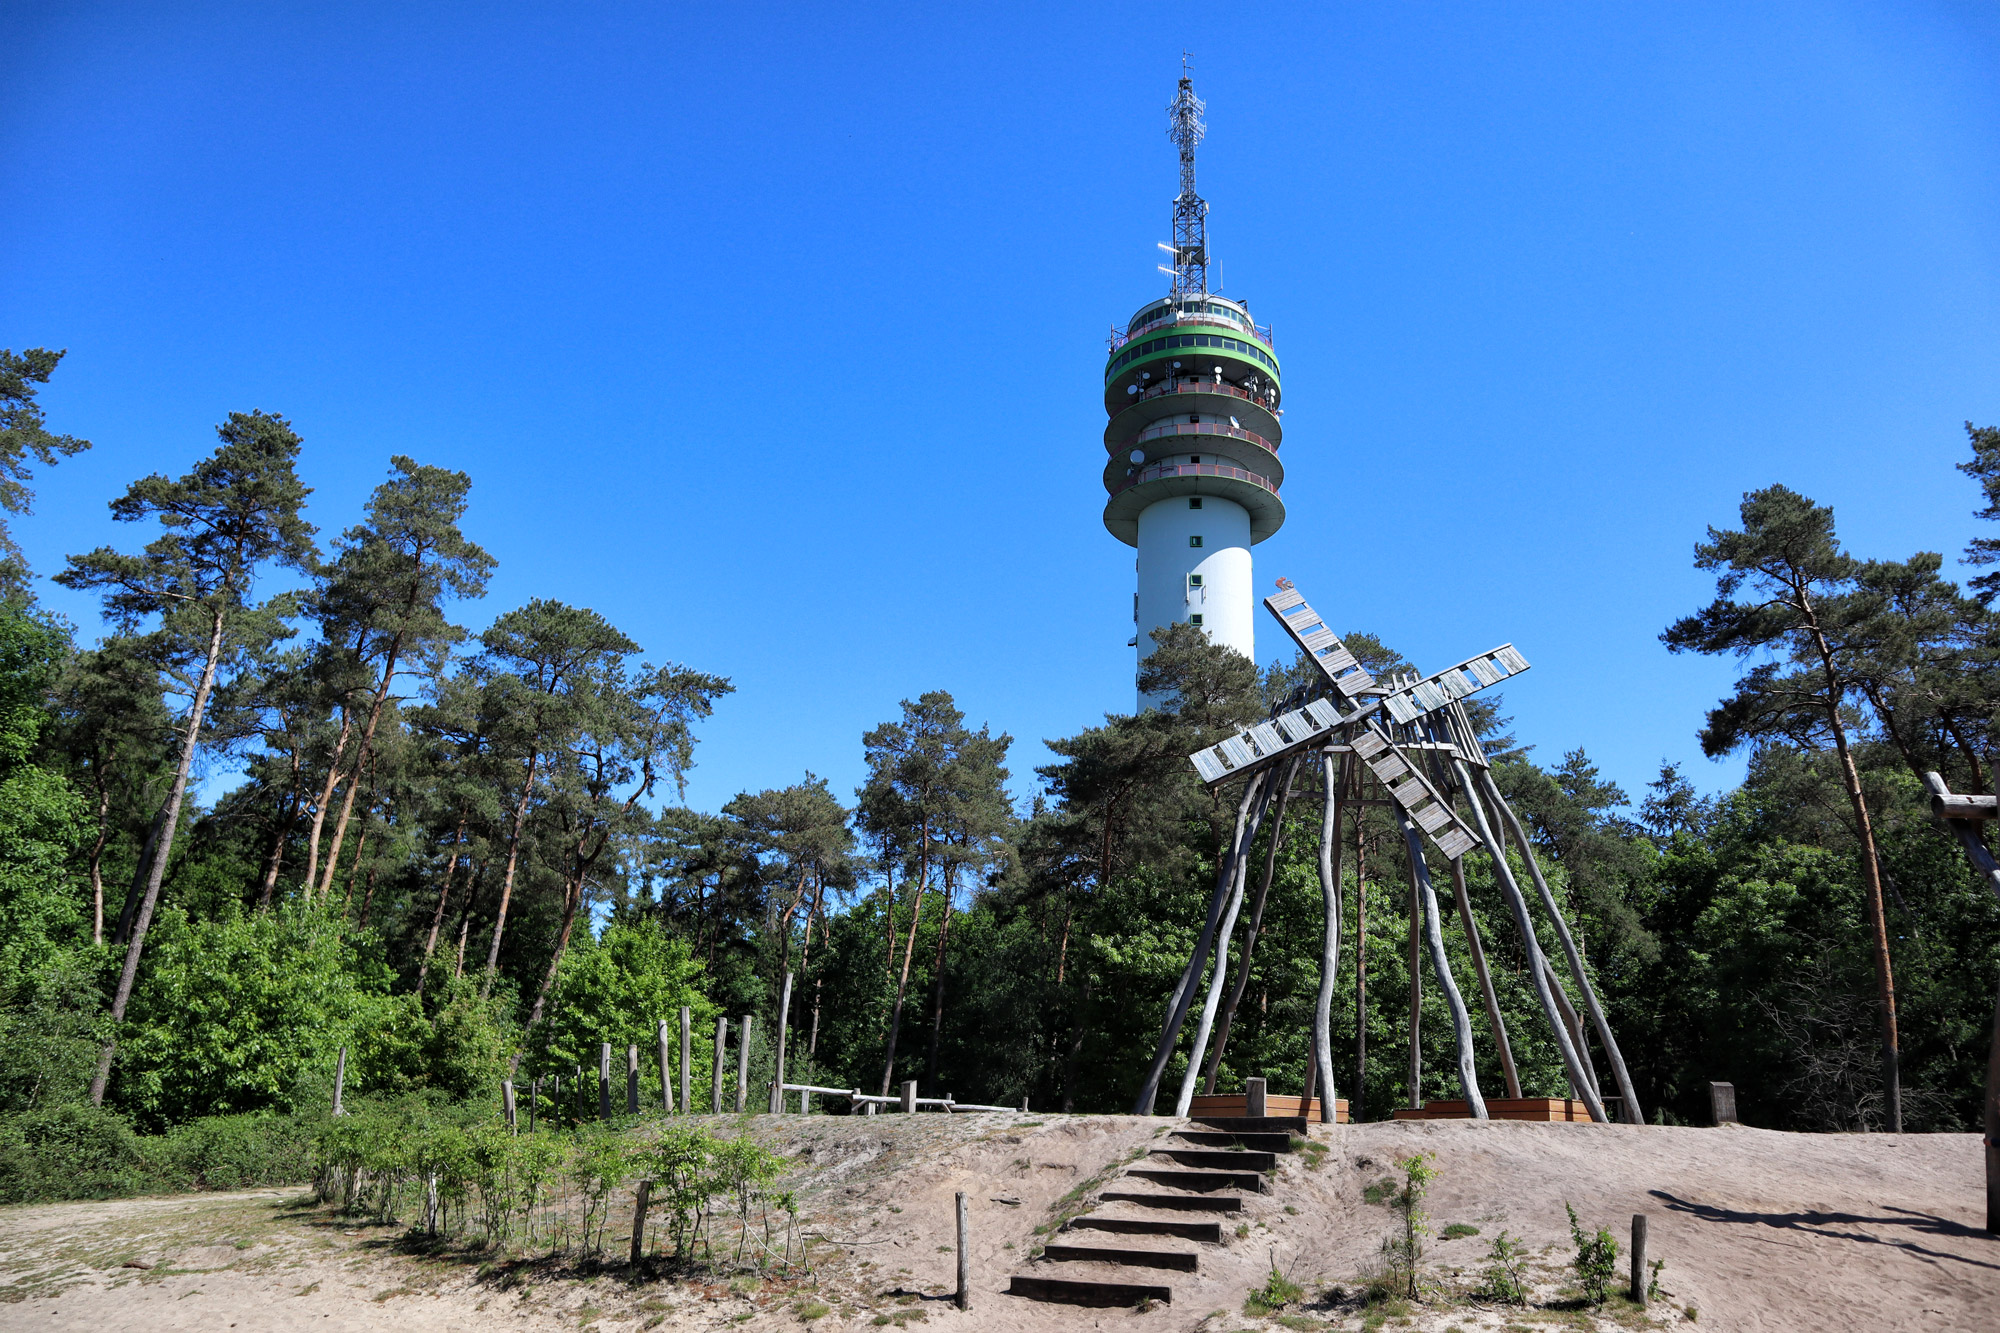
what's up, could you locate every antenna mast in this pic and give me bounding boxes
[1165,56,1209,299]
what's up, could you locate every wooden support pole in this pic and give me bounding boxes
[679,1006,692,1114]
[502,1079,517,1133]
[332,1045,347,1116]
[529,1077,539,1133]
[1919,773,2000,1233]
[1310,751,1347,1124]
[955,1191,970,1311]
[712,1016,727,1114]
[1174,777,1278,1117]
[658,1019,674,1113]
[771,971,794,1114]
[1405,848,1422,1109]
[1449,852,1521,1099]
[1132,771,1269,1115]
[626,1043,640,1115]
[736,1015,753,1113]
[901,1079,918,1114]
[630,1179,652,1265]
[1630,1213,1648,1303]
[1203,756,1301,1093]
[599,1042,613,1119]
[1398,812,1486,1119]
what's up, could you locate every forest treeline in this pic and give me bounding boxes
[3,345,1999,1196]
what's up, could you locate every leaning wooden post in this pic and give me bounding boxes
[1917,772,2000,1231]
[1398,813,1486,1119]
[954,1190,970,1311]
[630,1179,653,1265]
[901,1079,917,1114]
[1310,750,1347,1124]
[770,970,794,1114]
[679,1006,692,1113]
[712,1016,727,1114]
[332,1045,347,1116]
[1404,846,1423,1109]
[657,1019,674,1113]
[1173,779,1278,1117]
[529,1077,539,1133]
[626,1043,640,1115]
[1133,771,1268,1114]
[599,1042,613,1120]
[1630,1214,1648,1303]
[735,1015,753,1113]
[502,1079,518,1133]
[1447,851,1522,1099]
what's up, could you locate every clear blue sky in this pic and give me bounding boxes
[6,2,1999,817]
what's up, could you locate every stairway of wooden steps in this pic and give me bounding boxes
[1004,1115,1310,1309]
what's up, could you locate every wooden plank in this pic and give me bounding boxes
[1006,1276,1173,1307]
[1495,644,1529,673]
[1191,749,1230,784]
[1249,723,1284,752]
[1042,1244,1198,1272]
[1068,1216,1221,1244]
[1098,1190,1241,1214]
[1219,736,1255,767]
[1266,587,1305,613]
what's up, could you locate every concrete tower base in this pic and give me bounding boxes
[1136,493,1252,706]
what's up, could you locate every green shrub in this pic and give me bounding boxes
[0,1103,154,1202]
[1478,1229,1530,1305]
[1565,1201,1619,1304]
[154,1113,315,1190]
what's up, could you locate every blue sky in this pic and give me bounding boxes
[5,2,1998,818]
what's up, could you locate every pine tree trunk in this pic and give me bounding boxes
[415,818,469,996]
[921,888,956,1093]
[878,861,930,1096]
[89,606,226,1106]
[88,774,112,945]
[303,704,356,898]
[480,753,540,996]
[314,634,407,899]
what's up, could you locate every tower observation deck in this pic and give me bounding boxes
[1104,68,1284,700]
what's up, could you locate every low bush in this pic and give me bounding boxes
[0,1102,152,1202]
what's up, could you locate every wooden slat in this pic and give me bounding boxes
[1191,750,1229,784]
[1219,736,1255,767]
[1267,587,1305,613]
[1304,698,1340,728]
[1249,722,1284,752]
[1495,644,1529,673]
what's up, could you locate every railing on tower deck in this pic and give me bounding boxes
[1130,419,1279,454]
[1107,309,1276,352]
[1107,461,1279,500]
[1116,377,1280,414]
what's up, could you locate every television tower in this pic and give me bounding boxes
[1102,63,1285,702]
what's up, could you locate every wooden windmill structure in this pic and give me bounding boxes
[1131,579,1643,1126]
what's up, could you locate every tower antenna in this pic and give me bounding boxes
[1166,55,1209,299]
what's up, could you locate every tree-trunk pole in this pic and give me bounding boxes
[480,752,540,995]
[1132,771,1268,1115]
[303,703,355,898]
[1399,813,1486,1118]
[1448,853,1520,1099]
[771,971,793,1114]
[414,816,468,996]
[1477,767,1638,1122]
[712,1016,727,1114]
[1918,772,2000,1231]
[736,1015,753,1113]
[679,1006,692,1113]
[1354,786,1369,1123]
[89,608,225,1106]
[1203,756,1301,1092]
[1310,751,1348,1123]
[1173,779,1277,1118]
[1453,760,1605,1123]
[658,1019,675,1113]
[1405,847,1422,1109]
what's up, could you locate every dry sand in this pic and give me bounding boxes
[0,1113,1992,1331]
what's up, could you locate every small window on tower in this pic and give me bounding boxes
[1190,614,1204,626]
[1190,455,1201,464]
[1188,497,1202,510]
[1189,414,1200,424]
[1189,574,1204,587]
[1189,535,1203,548]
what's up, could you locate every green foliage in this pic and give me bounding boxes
[1564,1201,1619,1304]
[530,917,709,1089]
[1479,1229,1531,1305]
[1378,1151,1436,1300]
[1243,1257,1304,1315]
[0,347,91,591]
[0,1102,149,1202]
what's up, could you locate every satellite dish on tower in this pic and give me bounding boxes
[1129,450,1146,465]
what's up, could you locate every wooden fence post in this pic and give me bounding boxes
[679,1006,692,1113]
[901,1080,917,1114]
[657,1020,674,1113]
[332,1045,347,1116]
[736,1015,753,1113]
[529,1077,539,1133]
[955,1190,970,1310]
[502,1079,517,1133]
[1630,1214,1648,1303]
[599,1042,613,1119]
[626,1043,640,1115]
[630,1179,652,1265]
[1708,1082,1737,1126]
[771,971,794,1114]
[1245,1076,1267,1118]
[712,1017,727,1114]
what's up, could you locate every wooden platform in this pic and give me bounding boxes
[1187,1094,1349,1123]
[1390,1097,1593,1122]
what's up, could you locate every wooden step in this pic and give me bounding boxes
[1099,1189,1242,1213]
[1042,1242,1198,1272]
[1067,1215,1222,1243]
[1007,1275,1173,1307]
[1152,1146,1278,1171]
[1126,1167,1266,1193]
[1192,1115,1310,1136]
[1172,1129,1296,1153]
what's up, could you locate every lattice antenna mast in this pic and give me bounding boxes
[1165,61,1209,300]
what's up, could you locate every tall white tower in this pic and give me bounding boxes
[1101,69,1285,704]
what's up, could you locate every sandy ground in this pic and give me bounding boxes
[0,1113,1993,1332]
